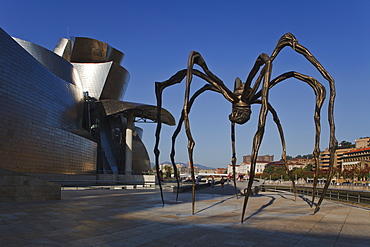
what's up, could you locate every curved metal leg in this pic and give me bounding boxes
[270,33,337,210]
[241,60,272,223]
[231,122,239,199]
[170,84,217,201]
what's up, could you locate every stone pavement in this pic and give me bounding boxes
[0,182,369,246]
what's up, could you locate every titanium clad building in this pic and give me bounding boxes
[0,28,174,185]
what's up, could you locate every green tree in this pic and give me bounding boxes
[304,163,313,171]
[263,165,275,175]
[164,165,172,179]
[338,140,355,148]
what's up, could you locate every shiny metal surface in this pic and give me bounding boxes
[13,37,80,85]
[73,62,112,99]
[53,36,129,100]
[0,27,167,178]
[53,38,72,61]
[70,37,124,64]
[99,62,130,100]
[73,62,129,100]
[0,28,96,175]
[132,134,151,174]
[98,99,175,125]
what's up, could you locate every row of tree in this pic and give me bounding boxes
[262,164,370,183]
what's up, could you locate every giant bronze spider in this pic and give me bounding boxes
[154,33,337,222]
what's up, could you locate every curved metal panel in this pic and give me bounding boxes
[100,62,129,100]
[72,62,112,99]
[98,100,176,126]
[0,28,96,175]
[70,37,124,64]
[107,46,124,64]
[73,61,129,100]
[54,38,72,61]
[132,134,151,174]
[13,37,78,85]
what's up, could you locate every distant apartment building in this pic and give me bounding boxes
[342,147,370,171]
[317,138,370,171]
[319,148,354,170]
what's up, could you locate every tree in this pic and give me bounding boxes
[263,165,275,175]
[304,163,313,171]
[263,166,289,180]
[342,168,355,183]
[338,140,355,148]
[294,154,313,159]
[164,165,172,178]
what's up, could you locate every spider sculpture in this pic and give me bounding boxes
[154,33,337,222]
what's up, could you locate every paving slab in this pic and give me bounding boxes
[0,182,369,246]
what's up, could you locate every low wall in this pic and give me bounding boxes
[97,174,156,185]
[0,168,61,202]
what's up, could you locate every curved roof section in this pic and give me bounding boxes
[13,37,81,86]
[54,38,72,61]
[72,62,129,100]
[70,37,124,64]
[98,100,175,126]
[54,36,129,100]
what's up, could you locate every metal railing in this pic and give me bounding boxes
[263,184,370,208]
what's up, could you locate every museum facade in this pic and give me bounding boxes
[0,28,174,185]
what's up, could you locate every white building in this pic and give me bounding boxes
[227,161,268,175]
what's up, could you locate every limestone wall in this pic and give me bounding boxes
[0,169,61,202]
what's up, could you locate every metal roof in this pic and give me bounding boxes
[98,99,175,126]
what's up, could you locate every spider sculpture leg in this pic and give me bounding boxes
[269,33,337,213]
[155,69,188,206]
[266,103,293,197]
[240,71,324,222]
[155,51,238,213]
[251,100,296,200]
[265,72,326,207]
[183,52,221,214]
[230,122,239,199]
[241,60,273,223]
[241,34,333,221]
[170,84,218,201]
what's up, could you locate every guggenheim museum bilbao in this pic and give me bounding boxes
[0,28,174,186]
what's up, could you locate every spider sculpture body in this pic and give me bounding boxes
[154,33,337,222]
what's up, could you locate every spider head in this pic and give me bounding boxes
[229,77,251,124]
[229,102,251,125]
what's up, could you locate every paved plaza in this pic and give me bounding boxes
[0,182,369,246]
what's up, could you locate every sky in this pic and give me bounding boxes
[1,1,369,168]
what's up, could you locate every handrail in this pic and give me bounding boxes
[263,184,370,208]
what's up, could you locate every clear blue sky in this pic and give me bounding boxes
[1,1,369,168]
